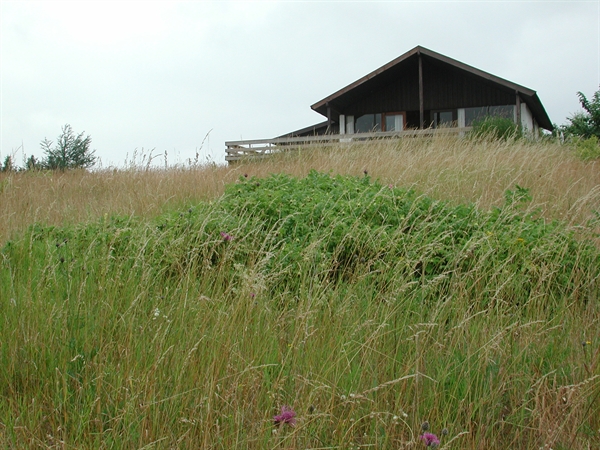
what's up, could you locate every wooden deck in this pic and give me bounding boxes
[225,127,472,163]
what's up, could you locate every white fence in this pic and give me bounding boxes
[225,127,472,163]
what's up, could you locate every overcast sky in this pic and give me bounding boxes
[1,0,599,167]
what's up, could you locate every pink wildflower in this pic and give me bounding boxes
[421,432,440,447]
[220,232,233,241]
[273,405,296,426]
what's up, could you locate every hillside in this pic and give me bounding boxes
[1,136,599,449]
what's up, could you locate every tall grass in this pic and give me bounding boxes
[1,135,599,245]
[1,135,599,449]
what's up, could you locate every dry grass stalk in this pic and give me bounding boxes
[1,135,598,245]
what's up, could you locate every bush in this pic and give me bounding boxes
[562,89,600,139]
[471,116,522,140]
[573,136,600,161]
[12,170,593,305]
[2,171,599,448]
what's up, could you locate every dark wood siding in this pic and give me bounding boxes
[331,53,516,118]
[311,46,552,130]
[422,56,515,110]
[340,57,421,115]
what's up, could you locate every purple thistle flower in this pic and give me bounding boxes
[421,432,440,447]
[273,405,296,427]
[220,232,233,241]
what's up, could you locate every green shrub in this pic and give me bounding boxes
[5,170,597,305]
[562,89,600,139]
[573,136,600,161]
[1,171,599,448]
[471,115,522,140]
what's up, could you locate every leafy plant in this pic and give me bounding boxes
[470,115,522,140]
[503,184,533,208]
[562,89,600,139]
[573,136,600,161]
[1,170,599,449]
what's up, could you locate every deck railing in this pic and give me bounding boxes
[225,127,472,162]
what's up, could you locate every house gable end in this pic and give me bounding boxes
[311,46,552,131]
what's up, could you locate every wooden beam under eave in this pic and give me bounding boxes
[418,53,424,129]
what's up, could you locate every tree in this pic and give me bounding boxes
[25,155,40,171]
[2,155,14,172]
[41,124,97,170]
[563,88,600,139]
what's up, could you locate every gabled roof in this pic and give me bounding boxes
[311,46,553,130]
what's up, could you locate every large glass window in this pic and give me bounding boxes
[385,113,404,131]
[352,112,405,133]
[489,105,515,119]
[432,110,457,128]
[464,107,487,126]
[465,105,515,126]
[355,114,382,133]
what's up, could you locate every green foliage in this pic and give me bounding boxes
[1,171,599,448]
[25,154,39,171]
[573,136,600,161]
[1,155,14,172]
[470,116,522,140]
[562,88,600,139]
[503,184,532,207]
[41,124,97,170]
[4,171,597,305]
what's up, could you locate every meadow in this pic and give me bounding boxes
[1,134,599,449]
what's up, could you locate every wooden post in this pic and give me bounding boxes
[515,92,521,128]
[326,103,332,132]
[418,53,424,129]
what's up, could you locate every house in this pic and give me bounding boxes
[225,46,552,162]
[284,45,553,137]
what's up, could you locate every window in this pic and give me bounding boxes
[489,105,515,119]
[432,110,457,128]
[464,105,515,126]
[355,114,382,133]
[384,113,405,131]
[354,112,405,133]
[464,107,487,126]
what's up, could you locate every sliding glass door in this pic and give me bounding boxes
[384,113,405,132]
[354,112,406,133]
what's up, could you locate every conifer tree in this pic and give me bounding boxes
[41,124,96,170]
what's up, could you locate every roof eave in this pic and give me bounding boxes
[311,46,423,114]
[310,45,552,130]
[311,45,539,116]
[276,120,330,139]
